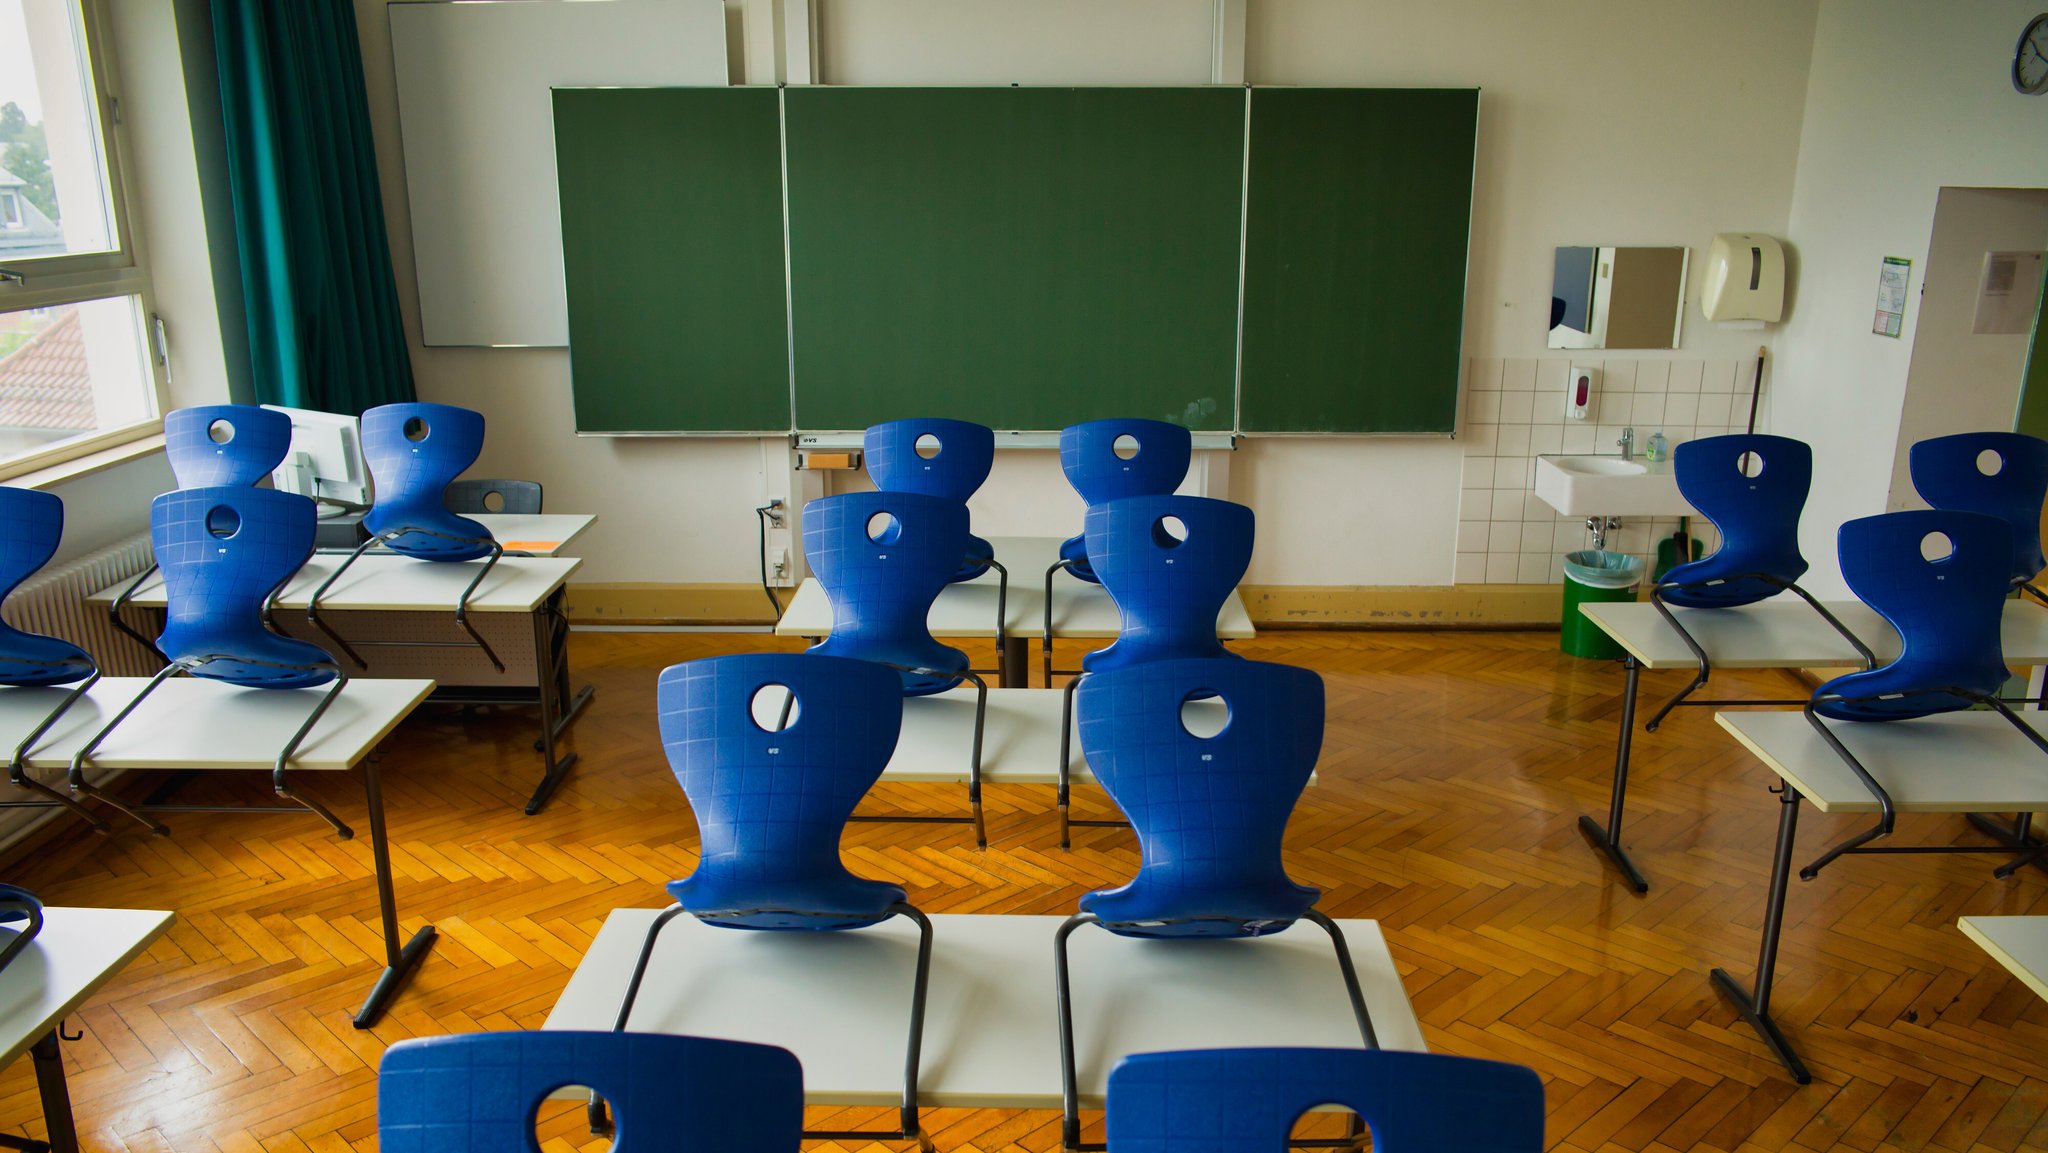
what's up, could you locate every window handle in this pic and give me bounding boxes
[0,267,24,284]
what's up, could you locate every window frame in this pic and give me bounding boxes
[0,0,168,482]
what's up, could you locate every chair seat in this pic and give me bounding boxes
[808,636,967,697]
[0,629,94,686]
[1081,880,1319,939]
[1657,566,1795,609]
[176,630,337,690]
[363,507,495,561]
[669,874,906,931]
[1058,534,1100,583]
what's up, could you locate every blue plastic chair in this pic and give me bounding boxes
[1054,657,1374,1150]
[1055,495,1253,846]
[164,404,292,488]
[1644,435,1872,731]
[1799,509,2046,879]
[67,486,353,838]
[0,487,108,833]
[315,403,505,673]
[1908,431,2048,590]
[379,1030,803,1152]
[803,491,991,845]
[866,418,999,584]
[610,653,935,1150]
[1105,1048,1545,1153]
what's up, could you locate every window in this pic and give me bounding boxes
[0,0,163,477]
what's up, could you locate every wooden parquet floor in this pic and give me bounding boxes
[2,628,2046,1152]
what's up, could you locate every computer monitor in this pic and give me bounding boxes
[265,405,370,517]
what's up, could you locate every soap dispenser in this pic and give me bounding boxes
[1645,431,1670,463]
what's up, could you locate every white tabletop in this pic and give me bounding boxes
[443,512,594,557]
[89,552,581,614]
[1958,916,2048,1002]
[1581,598,2048,670]
[0,678,433,772]
[1716,710,2048,813]
[546,910,1422,1109]
[0,907,173,1067]
[776,536,1256,641]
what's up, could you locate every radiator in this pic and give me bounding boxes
[3,531,161,677]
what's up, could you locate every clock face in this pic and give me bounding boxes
[2018,13,2048,94]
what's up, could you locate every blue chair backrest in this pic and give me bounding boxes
[659,652,908,927]
[379,1030,803,1153]
[866,418,995,503]
[1106,1048,1544,1153]
[803,491,970,696]
[0,487,92,685]
[1060,419,1192,506]
[153,486,334,688]
[1077,658,1322,935]
[1909,431,2048,584]
[1084,495,1251,672]
[362,402,493,561]
[1814,509,2013,721]
[1659,434,1811,608]
[165,405,292,488]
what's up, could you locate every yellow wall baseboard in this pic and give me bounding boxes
[565,582,1572,629]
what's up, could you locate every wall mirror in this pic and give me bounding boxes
[1548,246,1689,349]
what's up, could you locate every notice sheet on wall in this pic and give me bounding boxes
[1873,256,1912,337]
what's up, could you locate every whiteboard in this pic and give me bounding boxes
[389,0,729,347]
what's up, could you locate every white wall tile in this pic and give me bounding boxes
[1468,358,1504,391]
[1485,553,1519,583]
[1665,393,1700,426]
[1467,390,1503,422]
[1520,522,1554,552]
[1698,394,1734,426]
[1552,521,1586,551]
[1460,455,1494,486]
[1635,361,1671,394]
[1517,552,1552,583]
[1455,552,1486,584]
[1489,520,1523,552]
[1498,391,1536,424]
[1502,358,1539,392]
[1703,361,1738,393]
[1527,424,1563,456]
[1456,520,1489,551]
[1669,360,1705,394]
[1631,393,1667,424]
[1491,488,1527,520]
[1495,425,1532,458]
[1459,488,1493,520]
[1459,421,1497,454]
[1561,424,1596,454]
[1596,393,1633,424]
[1600,360,1638,394]
[1492,458,1526,487]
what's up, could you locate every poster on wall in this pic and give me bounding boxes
[1873,255,1912,337]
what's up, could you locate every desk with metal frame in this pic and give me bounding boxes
[545,909,1422,1112]
[90,553,591,815]
[1711,709,2048,1083]
[776,536,1256,687]
[0,906,172,1153]
[1959,915,2048,1003]
[1572,598,2048,891]
[0,678,434,1029]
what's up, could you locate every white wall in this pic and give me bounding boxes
[1885,187,2048,511]
[1772,0,2048,594]
[356,0,1819,590]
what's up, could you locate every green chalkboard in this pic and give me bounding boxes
[783,87,1245,432]
[555,87,790,432]
[1240,88,1478,433]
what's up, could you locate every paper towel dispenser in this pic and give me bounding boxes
[1702,233,1786,323]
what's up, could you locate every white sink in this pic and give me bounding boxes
[1533,454,1696,517]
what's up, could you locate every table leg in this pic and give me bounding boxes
[1577,656,1652,892]
[1711,783,1811,1084]
[524,594,591,816]
[354,757,436,1029]
[1967,812,2048,877]
[1002,635,1031,688]
[27,1031,75,1153]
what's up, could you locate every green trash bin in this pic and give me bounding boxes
[1561,549,1645,659]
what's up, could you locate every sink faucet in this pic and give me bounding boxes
[1617,427,1635,460]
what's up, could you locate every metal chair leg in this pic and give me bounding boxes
[1053,911,1101,1153]
[611,903,689,1033]
[1798,699,1896,879]
[1302,909,1379,1049]
[6,667,109,834]
[66,662,183,836]
[269,668,355,839]
[1058,673,1082,849]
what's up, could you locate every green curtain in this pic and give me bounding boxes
[212,0,413,413]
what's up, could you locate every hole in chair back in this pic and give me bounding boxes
[483,489,507,513]
[532,1085,618,1152]
[1977,447,2005,476]
[1179,690,1230,738]
[1112,433,1141,461]
[1152,514,1188,549]
[206,419,235,446]
[865,510,903,546]
[1289,1103,1371,1150]
[914,433,942,460]
[205,506,241,540]
[1737,450,1765,479]
[403,416,430,443]
[750,683,800,732]
[1921,531,1955,562]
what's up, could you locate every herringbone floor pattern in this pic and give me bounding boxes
[1,629,2045,1151]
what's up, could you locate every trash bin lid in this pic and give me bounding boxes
[1564,549,1646,588]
